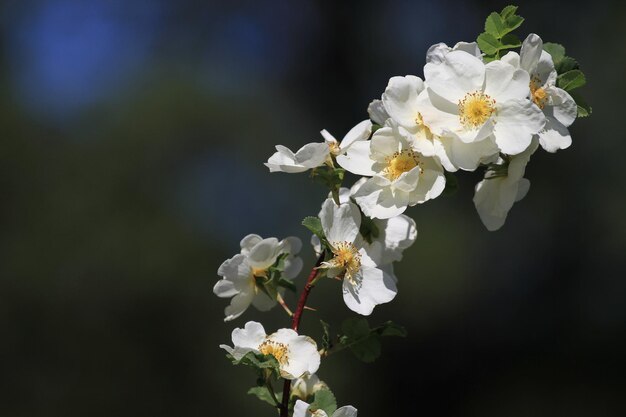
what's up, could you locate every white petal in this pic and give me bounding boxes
[293,400,319,417]
[538,116,572,153]
[265,143,329,173]
[336,141,376,176]
[247,237,282,269]
[370,127,402,162]
[519,33,543,73]
[535,51,557,86]
[270,329,320,379]
[284,255,304,279]
[353,178,409,219]
[382,75,424,129]
[319,198,361,244]
[231,321,267,349]
[493,99,545,155]
[320,129,337,144]
[473,178,512,231]
[516,178,531,202]
[251,292,278,312]
[213,279,238,298]
[409,159,446,205]
[340,120,372,150]
[342,264,397,315]
[507,138,538,180]
[426,42,452,64]
[217,254,252,290]
[452,41,482,58]
[224,289,255,321]
[500,51,520,68]
[240,234,263,255]
[438,135,499,172]
[333,406,358,417]
[368,99,389,125]
[484,60,530,102]
[415,89,462,137]
[424,50,485,103]
[548,87,577,128]
[378,214,417,263]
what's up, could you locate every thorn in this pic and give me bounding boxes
[304,306,317,312]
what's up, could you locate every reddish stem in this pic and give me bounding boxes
[279,252,325,417]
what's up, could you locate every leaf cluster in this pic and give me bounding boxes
[477,5,524,61]
[254,252,297,301]
[311,165,346,205]
[336,318,407,363]
[543,42,591,117]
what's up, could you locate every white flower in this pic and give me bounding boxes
[291,374,328,400]
[265,143,330,173]
[265,121,372,174]
[339,122,445,219]
[325,120,372,173]
[420,49,545,155]
[426,41,483,64]
[294,400,357,417]
[214,234,303,321]
[220,321,320,379]
[367,99,390,125]
[473,138,539,231]
[318,198,397,315]
[382,74,499,172]
[501,34,577,153]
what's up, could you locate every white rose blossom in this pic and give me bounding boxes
[220,321,320,380]
[418,49,546,155]
[426,40,483,64]
[318,198,397,315]
[214,234,303,321]
[294,400,358,417]
[501,33,578,153]
[473,138,539,231]
[265,120,372,173]
[338,121,445,219]
[291,374,328,400]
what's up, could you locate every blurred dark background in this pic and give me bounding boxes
[1,0,624,416]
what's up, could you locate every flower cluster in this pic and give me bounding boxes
[216,6,588,416]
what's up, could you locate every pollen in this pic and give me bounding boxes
[415,113,434,140]
[251,267,268,278]
[329,241,361,283]
[258,339,289,364]
[328,141,341,156]
[458,91,496,128]
[530,76,548,109]
[382,149,422,180]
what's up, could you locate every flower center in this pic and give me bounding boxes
[328,141,341,156]
[530,76,548,109]
[383,149,421,180]
[251,267,268,278]
[458,91,496,128]
[415,113,434,140]
[329,241,361,283]
[258,339,289,364]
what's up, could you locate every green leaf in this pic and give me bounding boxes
[555,56,579,74]
[309,389,337,416]
[371,123,382,133]
[569,91,592,118]
[500,5,518,19]
[228,351,280,373]
[443,171,458,196]
[377,321,408,337]
[302,216,325,239]
[485,12,506,38]
[248,386,280,407]
[340,318,380,363]
[320,320,332,351]
[500,33,521,49]
[503,14,524,34]
[277,276,296,292]
[477,32,501,55]
[557,70,586,91]
[543,42,566,64]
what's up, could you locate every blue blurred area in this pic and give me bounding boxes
[1,0,625,416]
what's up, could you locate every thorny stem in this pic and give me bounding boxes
[279,252,326,417]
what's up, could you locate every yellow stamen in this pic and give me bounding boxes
[458,91,496,128]
[327,241,361,284]
[530,76,548,109]
[328,141,341,156]
[382,149,422,181]
[258,339,289,364]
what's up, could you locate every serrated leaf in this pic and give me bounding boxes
[503,14,524,34]
[500,5,518,19]
[359,215,380,244]
[555,56,578,74]
[302,216,325,239]
[340,318,381,363]
[500,33,521,49]
[443,171,458,196]
[477,32,501,55]
[570,91,592,118]
[310,389,337,416]
[248,386,280,407]
[377,321,408,337]
[543,42,566,64]
[341,317,370,339]
[557,70,586,91]
[485,12,506,38]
